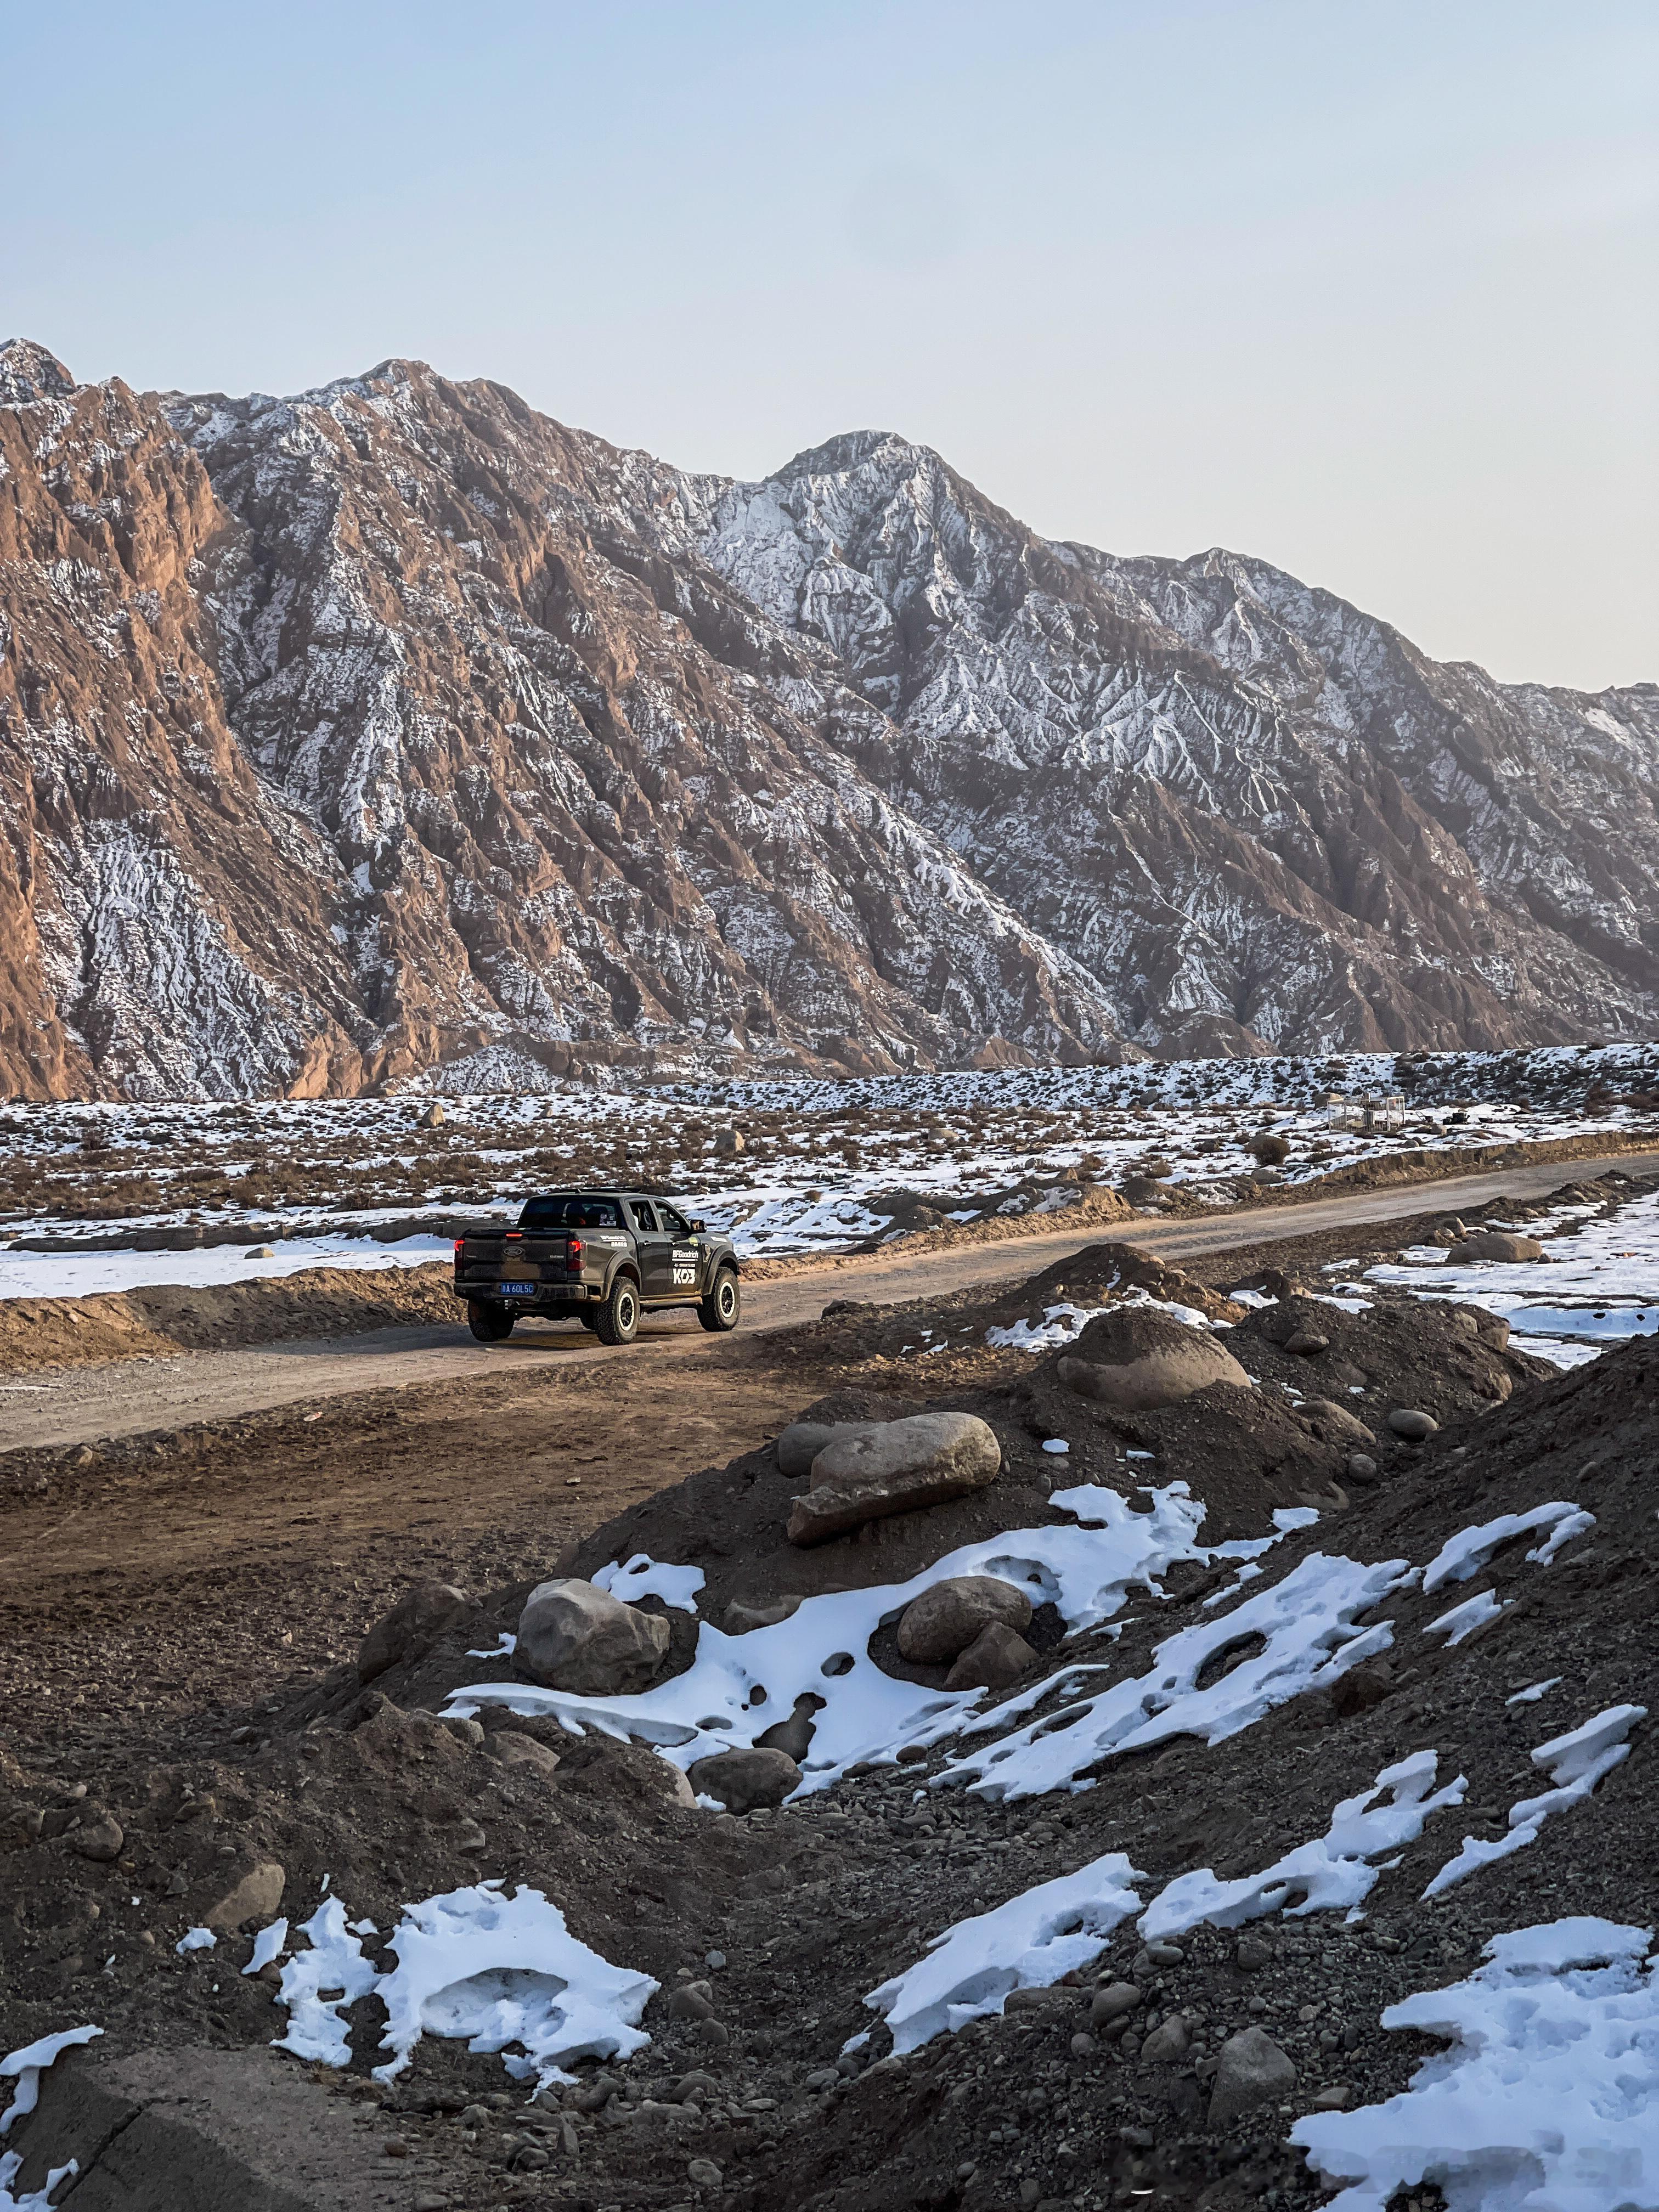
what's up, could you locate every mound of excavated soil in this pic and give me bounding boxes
[2,1222,1654,2212]
[0,1263,458,1374]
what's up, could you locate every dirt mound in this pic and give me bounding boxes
[0,1263,457,1374]
[993,1238,1244,1324]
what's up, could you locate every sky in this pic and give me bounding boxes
[3,0,1654,690]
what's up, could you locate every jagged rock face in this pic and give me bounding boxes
[682,432,1659,1057]
[1,342,1654,1098]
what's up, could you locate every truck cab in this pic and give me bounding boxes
[452,1189,741,1346]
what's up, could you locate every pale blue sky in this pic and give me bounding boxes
[4,1,1654,689]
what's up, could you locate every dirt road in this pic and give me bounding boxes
[2,1149,1647,1452]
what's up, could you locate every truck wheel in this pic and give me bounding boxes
[698,1268,741,1333]
[468,1301,515,1343]
[594,1274,640,1345]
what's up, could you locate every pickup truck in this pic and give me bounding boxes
[452,1189,741,1346]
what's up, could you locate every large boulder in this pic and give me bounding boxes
[775,1421,882,1479]
[897,1575,1034,1664]
[1054,1306,1249,1413]
[688,1747,800,1813]
[516,1578,670,1694]
[1207,2027,1297,2129]
[1451,1231,1545,1263]
[356,1580,473,1684]
[787,1414,1002,1547]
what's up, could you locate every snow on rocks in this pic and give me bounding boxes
[943,1547,1404,1804]
[1140,1753,1466,1939]
[866,1854,1143,2053]
[1290,1917,1659,2212]
[1422,1705,1647,1898]
[1421,1502,1595,1594]
[445,1486,1250,1791]
[273,1883,657,2089]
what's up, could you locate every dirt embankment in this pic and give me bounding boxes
[0,1265,457,1375]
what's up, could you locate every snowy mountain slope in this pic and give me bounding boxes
[1,339,1654,1099]
[675,433,1659,1056]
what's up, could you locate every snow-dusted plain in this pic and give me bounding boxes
[2,1046,1653,1300]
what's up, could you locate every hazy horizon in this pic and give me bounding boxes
[5,0,1654,691]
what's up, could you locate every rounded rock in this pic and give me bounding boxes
[516,1577,670,1694]
[896,1575,1035,1664]
[687,1746,801,1814]
[1387,1408,1440,1441]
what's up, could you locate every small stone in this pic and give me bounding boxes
[722,1596,803,1635]
[1091,1982,1142,2025]
[804,2067,840,2091]
[383,2137,409,2157]
[1141,2014,1190,2064]
[453,1820,487,1853]
[704,1949,726,1969]
[1208,2027,1297,2130]
[413,2194,451,2211]
[698,2019,731,2048]
[67,1811,124,1863]
[1388,1408,1440,1441]
[204,1859,285,1929]
[1143,1940,1184,1966]
[944,1621,1039,1693]
[247,1244,278,1260]
[1311,2084,1352,2109]
[488,1730,561,1779]
[1234,1933,1275,1971]
[1345,1452,1379,1483]
[441,1715,486,1746]
[420,1101,445,1128]
[687,2155,724,2187]
[1069,2032,1097,2057]
[1284,1330,1330,1355]
[895,1743,930,1764]
[1451,1231,1543,1263]
[669,1983,716,2019]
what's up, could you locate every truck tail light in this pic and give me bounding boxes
[567,1237,583,1269]
[453,1238,464,1256]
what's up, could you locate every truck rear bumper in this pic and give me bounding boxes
[453,1282,592,1305]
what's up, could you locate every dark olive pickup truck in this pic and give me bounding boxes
[452,1189,741,1346]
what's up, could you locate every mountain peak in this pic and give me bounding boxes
[0,338,78,406]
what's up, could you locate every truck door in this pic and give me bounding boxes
[628,1200,675,1299]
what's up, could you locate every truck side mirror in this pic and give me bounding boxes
[691,1219,706,1233]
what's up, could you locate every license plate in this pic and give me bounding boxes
[499,1280,535,1296]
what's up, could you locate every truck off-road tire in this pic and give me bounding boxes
[468,1300,515,1343]
[698,1267,741,1333]
[594,1274,640,1345]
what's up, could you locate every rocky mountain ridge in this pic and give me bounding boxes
[1,337,1654,1098]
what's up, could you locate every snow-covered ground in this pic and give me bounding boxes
[1358,1186,1659,1368]
[2,1047,1653,1289]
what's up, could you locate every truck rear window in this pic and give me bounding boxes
[518,1195,621,1229]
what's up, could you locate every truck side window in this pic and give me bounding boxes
[630,1201,659,1232]
[661,1205,691,1235]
